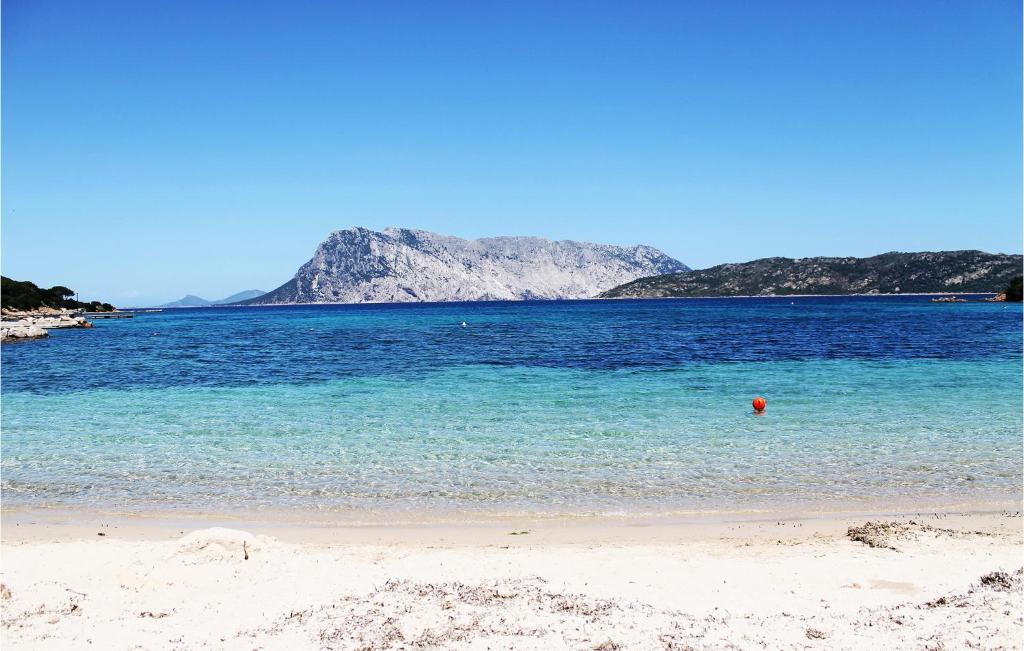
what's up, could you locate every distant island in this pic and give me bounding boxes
[239,231,1021,305]
[1,276,115,312]
[599,251,1023,299]
[157,289,266,308]
[242,227,688,304]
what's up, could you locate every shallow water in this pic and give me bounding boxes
[2,297,1021,517]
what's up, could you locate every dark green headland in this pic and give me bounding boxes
[1,276,116,312]
[599,251,1023,299]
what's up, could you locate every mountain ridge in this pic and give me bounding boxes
[245,227,689,304]
[599,250,1023,298]
[157,289,266,308]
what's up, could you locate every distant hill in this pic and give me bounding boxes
[244,227,688,304]
[214,289,266,304]
[158,290,266,308]
[158,294,213,308]
[599,251,1023,298]
[1,276,115,312]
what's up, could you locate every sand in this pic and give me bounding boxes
[1,510,1021,650]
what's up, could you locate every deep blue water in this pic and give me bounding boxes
[2,297,1021,518]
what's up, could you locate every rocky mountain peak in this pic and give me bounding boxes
[249,227,689,304]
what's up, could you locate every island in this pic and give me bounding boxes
[599,251,1022,298]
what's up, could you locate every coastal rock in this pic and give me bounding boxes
[1,324,48,341]
[27,314,90,328]
[0,309,92,341]
[246,227,689,304]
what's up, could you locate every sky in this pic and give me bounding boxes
[2,0,1021,306]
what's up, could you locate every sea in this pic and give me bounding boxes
[2,296,1021,521]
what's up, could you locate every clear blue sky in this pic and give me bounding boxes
[2,0,1021,306]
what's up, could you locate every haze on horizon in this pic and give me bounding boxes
[2,0,1020,306]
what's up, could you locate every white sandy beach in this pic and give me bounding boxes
[1,510,1021,650]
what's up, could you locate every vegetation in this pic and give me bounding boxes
[1005,276,1022,302]
[600,251,1024,298]
[1,276,115,312]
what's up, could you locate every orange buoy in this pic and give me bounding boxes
[752,396,767,412]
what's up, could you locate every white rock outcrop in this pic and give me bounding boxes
[0,324,49,340]
[0,309,92,342]
[250,227,689,304]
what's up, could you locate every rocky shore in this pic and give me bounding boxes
[0,307,93,342]
[931,294,1010,303]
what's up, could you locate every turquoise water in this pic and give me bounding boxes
[2,298,1021,518]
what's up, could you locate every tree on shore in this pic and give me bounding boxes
[1005,276,1022,302]
[1,276,115,311]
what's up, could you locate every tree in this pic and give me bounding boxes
[1005,276,1022,302]
[1,276,117,311]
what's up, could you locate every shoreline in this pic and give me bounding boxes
[598,291,1007,300]
[4,498,1020,543]
[124,291,1007,309]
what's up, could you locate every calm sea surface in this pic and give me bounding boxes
[2,297,1021,519]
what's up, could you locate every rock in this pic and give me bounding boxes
[247,227,689,304]
[0,310,93,340]
[1,324,49,341]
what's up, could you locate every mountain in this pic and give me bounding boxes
[213,289,266,305]
[245,227,689,304]
[158,294,213,308]
[599,251,1023,298]
[157,290,266,308]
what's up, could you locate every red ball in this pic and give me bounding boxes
[752,396,767,411]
